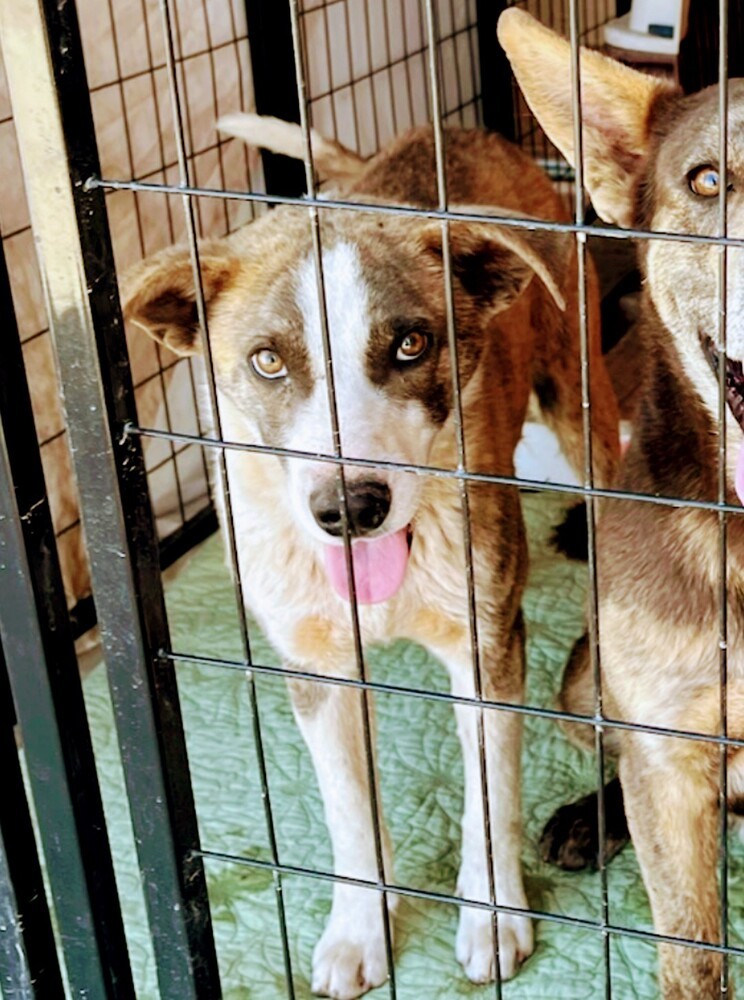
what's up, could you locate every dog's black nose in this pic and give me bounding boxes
[311,480,391,537]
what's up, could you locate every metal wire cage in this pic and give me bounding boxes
[0,0,742,998]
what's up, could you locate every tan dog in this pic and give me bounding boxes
[122,117,619,998]
[499,9,744,998]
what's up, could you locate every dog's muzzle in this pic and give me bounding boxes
[310,478,392,538]
[701,334,744,504]
[309,477,413,605]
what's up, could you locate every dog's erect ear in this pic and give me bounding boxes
[424,212,569,312]
[497,8,674,228]
[121,243,240,356]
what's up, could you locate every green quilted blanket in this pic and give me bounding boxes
[82,492,744,998]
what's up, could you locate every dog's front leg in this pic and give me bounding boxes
[288,676,395,1000]
[447,638,533,983]
[620,735,725,1000]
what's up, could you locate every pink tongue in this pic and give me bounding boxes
[323,527,410,604]
[737,441,744,505]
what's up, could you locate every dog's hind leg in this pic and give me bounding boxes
[557,633,622,756]
[287,676,395,1000]
[540,776,629,871]
[443,622,533,983]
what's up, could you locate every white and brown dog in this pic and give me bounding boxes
[122,116,619,998]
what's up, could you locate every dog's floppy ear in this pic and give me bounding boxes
[121,243,240,356]
[424,211,569,312]
[497,8,674,228]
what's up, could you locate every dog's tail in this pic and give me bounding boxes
[217,112,366,183]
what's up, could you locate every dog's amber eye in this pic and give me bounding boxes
[251,348,287,379]
[395,331,429,362]
[689,165,720,198]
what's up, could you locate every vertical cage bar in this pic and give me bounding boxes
[318,3,342,139]
[0,0,222,996]
[423,0,503,993]
[0,239,134,996]
[0,461,114,1000]
[156,0,297,992]
[340,3,363,148]
[0,798,35,1000]
[102,0,204,545]
[244,0,306,195]
[717,0,730,995]
[0,647,65,1000]
[566,0,611,994]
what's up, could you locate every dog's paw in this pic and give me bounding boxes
[550,501,588,561]
[455,907,533,983]
[311,909,390,999]
[540,796,598,870]
[540,780,630,871]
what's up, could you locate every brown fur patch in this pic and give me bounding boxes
[409,609,467,650]
[122,244,241,356]
[292,615,337,661]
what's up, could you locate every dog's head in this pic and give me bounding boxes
[498,9,744,491]
[123,203,565,602]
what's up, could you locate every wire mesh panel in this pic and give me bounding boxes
[5,0,744,997]
[82,0,627,993]
[80,0,264,539]
[299,0,482,149]
[0,0,268,643]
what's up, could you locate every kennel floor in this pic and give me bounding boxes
[80,492,744,999]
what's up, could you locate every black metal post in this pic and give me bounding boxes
[244,0,307,195]
[0,645,66,1000]
[0,801,35,1000]
[0,240,133,997]
[477,0,516,139]
[0,0,222,995]
[679,0,744,92]
[68,505,219,642]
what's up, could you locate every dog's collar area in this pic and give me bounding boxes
[701,334,744,430]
